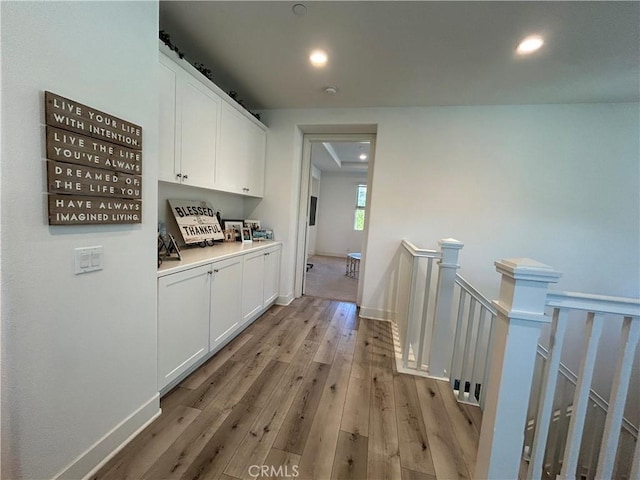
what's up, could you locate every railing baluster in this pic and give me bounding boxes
[559,311,605,479]
[415,257,434,370]
[549,378,570,478]
[470,305,487,403]
[402,255,420,368]
[630,427,640,480]
[528,307,569,479]
[450,287,466,391]
[458,298,476,402]
[595,316,640,479]
[479,311,496,410]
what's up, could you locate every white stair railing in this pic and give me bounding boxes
[394,238,462,377]
[524,292,640,480]
[475,259,640,480]
[393,245,640,480]
[449,273,497,410]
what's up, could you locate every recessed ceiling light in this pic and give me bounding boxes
[359,154,367,160]
[516,35,544,55]
[324,86,338,94]
[292,3,307,16]
[310,49,328,67]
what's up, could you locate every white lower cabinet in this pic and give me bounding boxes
[209,256,243,351]
[158,265,211,390]
[242,250,266,323]
[158,243,282,392]
[242,245,281,323]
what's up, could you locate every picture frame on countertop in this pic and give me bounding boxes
[241,227,253,244]
[244,219,261,231]
[252,229,267,241]
[224,220,244,240]
[223,229,236,242]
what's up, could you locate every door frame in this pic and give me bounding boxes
[294,133,377,305]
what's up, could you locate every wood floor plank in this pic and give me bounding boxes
[271,361,331,455]
[95,405,200,480]
[139,402,232,480]
[314,302,355,364]
[414,376,471,479]
[178,361,289,480]
[370,319,396,383]
[262,448,301,480]
[218,344,279,410]
[341,374,371,437]
[351,318,373,380]
[402,467,437,480]
[181,359,246,411]
[223,341,319,479]
[180,333,253,389]
[434,379,480,476]
[270,302,329,363]
[394,374,436,476]
[337,328,357,355]
[297,352,353,480]
[368,378,402,480]
[330,430,368,480]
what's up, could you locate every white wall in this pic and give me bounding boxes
[1,2,160,479]
[251,104,639,320]
[315,172,366,257]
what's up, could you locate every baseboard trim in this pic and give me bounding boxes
[54,393,161,480]
[276,292,295,306]
[359,306,393,322]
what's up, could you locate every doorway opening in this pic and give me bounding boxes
[294,133,376,305]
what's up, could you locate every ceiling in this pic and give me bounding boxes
[159,1,639,110]
[311,141,370,173]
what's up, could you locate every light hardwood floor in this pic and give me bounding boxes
[94,297,481,480]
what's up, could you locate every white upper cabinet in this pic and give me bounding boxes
[217,101,266,197]
[178,75,219,189]
[158,46,266,197]
[158,59,177,183]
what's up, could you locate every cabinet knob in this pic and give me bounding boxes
[214,269,219,273]
[207,270,213,275]
[176,173,182,178]
[183,174,189,180]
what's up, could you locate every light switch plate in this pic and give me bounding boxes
[75,246,103,274]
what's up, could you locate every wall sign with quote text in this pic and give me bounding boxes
[44,91,143,225]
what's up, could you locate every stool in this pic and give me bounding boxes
[346,252,361,278]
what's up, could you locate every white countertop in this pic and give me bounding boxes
[158,240,282,277]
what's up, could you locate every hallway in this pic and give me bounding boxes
[94,297,480,480]
[304,255,358,303]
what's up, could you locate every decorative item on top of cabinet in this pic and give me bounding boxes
[241,227,253,244]
[244,219,261,231]
[223,220,244,241]
[168,199,224,246]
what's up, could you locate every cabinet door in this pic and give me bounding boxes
[217,102,266,197]
[158,58,178,184]
[210,256,243,351]
[242,250,265,323]
[244,121,266,197]
[263,246,281,306]
[179,76,219,190]
[158,265,211,390]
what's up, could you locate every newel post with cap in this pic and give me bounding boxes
[428,238,464,378]
[474,258,561,480]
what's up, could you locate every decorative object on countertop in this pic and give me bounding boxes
[251,229,269,241]
[159,30,261,121]
[158,232,181,266]
[241,227,253,244]
[244,219,261,231]
[223,229,236,242]
[169,199,224,246]
[223,220,244,241]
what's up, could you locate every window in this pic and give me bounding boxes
[354,184,367,231]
